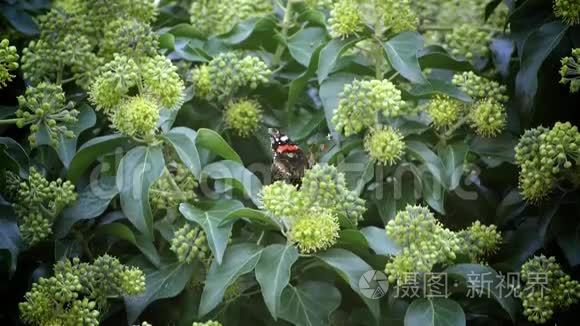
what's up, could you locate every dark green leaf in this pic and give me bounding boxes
[317,37,359,84]
[287,46,322,110]
[219,16,276,45]
[404,298,465,326]
[377,174,419,224]
[418,45,474,72]
[180,200,244,264]
[68,134,130,184]
[383,32,426,84]
[408,79,472,103]
[406,140,448,189]
[2,6,38,35]
[319,73,357,142]
[255,244,299,319]
[440,143,468,190]
[317,248,380,320]
[202,160,263,206]
[278,281,342,326]
[220,207,280,230]
[124,262,196,325]
[360,226,400,256]
[196,128,242,163]
[338,150,374,196]
[444,264,518,321]
[0,216,22,274]
[469,133,517,167]
[57,103,96,168]
[96,222,161,267]
[287,27,328,67]
[116,146,164,238]
[199,243,263,316]
[164,127,202,179]
[0,137,29,176]
[490,38,515,78]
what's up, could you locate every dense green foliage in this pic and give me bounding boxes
[0,0,579,325]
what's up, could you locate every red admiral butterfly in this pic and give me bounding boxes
[268,128,309,186]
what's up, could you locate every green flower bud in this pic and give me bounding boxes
[190,0,272,36]
[170,224,210,264]
[141,55,185,110]
[559,48,580,93]
[225,99,262,137]
[452,71,508,103]
[328,0,364,39]
[427,96,463,129]
[376,0,418,34]
[447,24,491,60]
[457,221,502,262]
[150,162,198,211]
[364,126,405,165]
[100,19,159,59]
[260,181,306,220]
[89,54,140,112]
[290,208,340,253]
[553,0,580,26]
[0,38,19,88]
[111,96,159,139]
[469,98,506,137]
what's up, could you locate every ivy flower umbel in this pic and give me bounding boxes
[0,39,19,88]
[16,82,79,146]
[190,0,272,36]
[332,79,404,136]
[452,71,508,103]
[100,19,159,59]
[225,99,262,137]
[427,96,463,129]
[559,48,580,93]
[328,0,364,39]
[469,98,507,137]
[260,181,305,220]
[150,162,198,212]
[457,221,502,262]
[377,0,418,34]
[447,24,491,60]
[89,55,140,113]
[553,0,580,25]
[290,208,340,253]
[170,224,210,264]
[364,126,405,165]
[111,96,159,140]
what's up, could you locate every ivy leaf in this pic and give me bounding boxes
[444,264,518,322]
[124,262,196,325]
[94,222,161,268]
[68,134,131,184]
[316,248,380,321]
[220,207,280,230]
[287,45,322,110]
[0,213,22,275]
[406,140,448,189]
[116,146,164,238]
[319,72,357,142]
[164,127,202,179]
[515,21,568,121]
[278,281,342,326]
[198,243,263,316]
[408,79,472,103]
[179,200,244,264]
[54,176,118,238]
[287,27,328,67]
[219,16,276,45]
[202,160,263,206]
[439,143,468,191]
[360,226,400,256]
[57,103,96,168]
[255,244,299,319]
[377,173,419,224]
[317,37,359,84]
[383,32,426,84]
[404,298,466,326]
[196,128,242,163]
[0,137,29,176]
[418,45,474,72]
[490,38,515,78]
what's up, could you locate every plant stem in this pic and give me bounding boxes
[0,118,19,125]
[373,15,385,79]
[272,0,295,66]
[444,113,470,138]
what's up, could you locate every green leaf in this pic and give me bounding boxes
[287,27,328,67]
[287,45,322,110]
[124,262,196,325]
[96,222,161,267]
[54,176,118,238]
[220,207,280,230]
[68,134,130,184]
[202,160,263,206]
[57,103,96,168]
[383,32,426,84]
[338,150,374,195]
[360,226,401,256]
[444,264,518,322]
[317,37,359,84]
[439,143,468,190]
[219,16,276,45]
[179,200,244,264]
[515,21,568,120]
[418,45,474,72]
[0,216,22,275]
[164,127,202,179]
[408,79,472,103]
[337,229,369,251]
[404,298,465,326]
[554,216,580,267]
[469,133,517,167]
[316,248,380,321]
[406,141,448,189]
[196,128,242,163]
[377,173,419,224]
[255,244,299,319]
[0,137,29,176]
[116,146,164,238]
[199,243,263,316]
[278,281,342,326]
[319,73,357,142]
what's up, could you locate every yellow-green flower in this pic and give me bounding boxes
[364,126,405,165]
[170,224,210,264]
[260,181,305,219]
[225,99,262,137]
[553,0,580,25]
[469,98,506,137]
[111,96,159,139]
[328,0,364,39]
[0,39,19,88]
[427,96,463,129]
[290,208,340,253]
[560,48,580,93]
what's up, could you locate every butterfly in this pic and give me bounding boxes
[268,128,310,186]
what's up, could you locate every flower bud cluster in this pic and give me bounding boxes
[384,205,461,284]
[192,52,271,102]
[469,98,507,137]
[452,71,508,103]
[225,99,262,137]
[553,0,580,26]
[559,48,580,93]
[332,79,404,136]
[427,96,463,130]
[289,207,340,253]
[519,255,580,323]
[100,19,159,60]
[515,122,580,202]
[447,24,491,60]
[0,39,19,88]
[20,255,145,325]
[328,0,364,39]
[364,126,405,165]
[9,167,76,245]
[170,223,210,264]
[150,162,198,212]
[16,82,79,146]
[456,221,502,262]
[190,0,272,36]
[376,0,418,34]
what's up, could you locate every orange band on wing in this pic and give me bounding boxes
[276,144,299,153]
